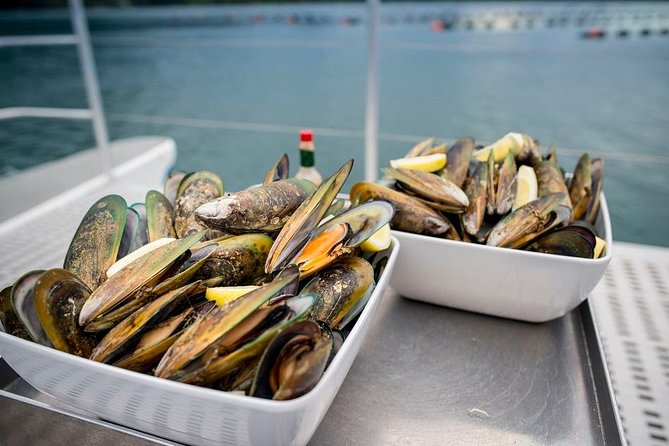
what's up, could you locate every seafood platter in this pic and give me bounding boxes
[0,157,400,445]
[350,132,612,321]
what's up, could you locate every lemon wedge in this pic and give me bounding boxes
[389,153,446,172]
[474,132,524,162]
[594,236,607,259]
[107,237,175,278]
[361,223,392,252]
[206,286,259,307]
[512,165,538,211]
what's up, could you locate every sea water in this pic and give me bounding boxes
[0,2,668,246]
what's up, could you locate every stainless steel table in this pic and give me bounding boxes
[0,288,622,446]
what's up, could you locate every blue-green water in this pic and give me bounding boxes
[1,3,668,246]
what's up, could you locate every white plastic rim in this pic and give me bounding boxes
[0,238,400,446]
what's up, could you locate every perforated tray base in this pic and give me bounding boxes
[590,242,669,446]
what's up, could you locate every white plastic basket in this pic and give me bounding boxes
[0,238,399,446]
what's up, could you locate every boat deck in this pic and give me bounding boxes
[0,141,667,445]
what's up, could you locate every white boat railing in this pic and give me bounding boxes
[364,0,380,182]
[0,0,112,178]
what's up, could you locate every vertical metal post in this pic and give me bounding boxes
[364,0,380,182]
[69,0,113,177]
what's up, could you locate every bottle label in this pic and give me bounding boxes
[300,149,314,168]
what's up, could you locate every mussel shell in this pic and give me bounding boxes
[193,233,273,284]
[113,307,194,372]
[251,319,333,400]
[314,200,395,249]
[0,285,30,340]
[404,137,435,158]
[524,227,595,258]
[195,178,316,234]
[117,207,142,260]
[167,294,314,386]
[302,257,374,329]
[155,265,300,379]
[11,270,48,345]
[487,193,567,249]
[79,232,204,330]
[291,223,354,279]
[441,137,474,188]
[64,195,127,291]
[266,160,353,274]
[585,158,604,224]
[174,171,224,238]
[463,161,488,236]
[568,154,592,221]
[349,182,451,236]
[263,153,290,185]
[129,203,149,252]
[536,161,572,210]
[150,243,218,296]
[383,168,468,212]
[146,190,177,242]
[90,282,201,364]
[164,171,186,206]
[495,150,517,216]
[486,151,497,215]
[34,269,97,357]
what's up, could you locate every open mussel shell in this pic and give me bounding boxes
[441,137,474,188]
[155,265,300,379]
[1,284,31,340]
[195,178,316,234]
[350,182,451,236]
[34,269,98,357]
[302,256,374,329]
[79,231,204,331]
[383,168,468,213]
[169,294,315,386]
[113,301,214,373]
[174,171,224,238]
[64,194,127,291]
[149,242,217,296]
[263,153,290,185]
[11,270,49,345]
[90,282,201,364]
[525,225,596,258]
[146,190,177,242]
[251,319,333,400]
[316,200,394,248]
[291,201,394,278]
[266,160,353,274]
[487,193,568,249]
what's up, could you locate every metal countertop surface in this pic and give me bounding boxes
[311,289,614,446]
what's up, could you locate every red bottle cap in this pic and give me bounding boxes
[300,129,313,142]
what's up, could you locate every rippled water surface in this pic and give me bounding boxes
[1,2,668,246]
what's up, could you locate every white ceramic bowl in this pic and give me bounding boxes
[390,195,612,322]
[0,238,399,446]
